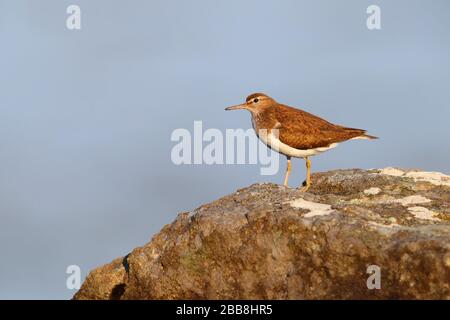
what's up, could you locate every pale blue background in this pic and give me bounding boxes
[0,0,449,299]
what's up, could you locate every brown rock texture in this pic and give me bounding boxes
[74,168,450,300]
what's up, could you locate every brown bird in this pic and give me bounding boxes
[225,93,377,191]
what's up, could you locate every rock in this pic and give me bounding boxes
[73,168,450,300]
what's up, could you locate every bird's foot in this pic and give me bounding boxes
[299,180,310,192]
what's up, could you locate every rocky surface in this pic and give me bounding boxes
[74,168,450,300]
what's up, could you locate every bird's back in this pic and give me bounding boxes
[258,104,371,150]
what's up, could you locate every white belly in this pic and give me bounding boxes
[257,130,338,158]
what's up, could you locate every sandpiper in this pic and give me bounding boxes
[225,93,377,191]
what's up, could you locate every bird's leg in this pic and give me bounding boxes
[306,157,311,188]
[300,157,311,192]
[283,156,292,187]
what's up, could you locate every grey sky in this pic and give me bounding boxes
[0,0,449,299]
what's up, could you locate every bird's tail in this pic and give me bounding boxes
[362,134,378,140]
[342,126,379,140]
[352,133,379,140]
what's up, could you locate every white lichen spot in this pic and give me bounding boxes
[379,167,405,177]
[404,171,450,187]
[378,167,450,187]
[289,198,334,218]
[395,195,431,206]
[364,187,381,195]
[407,206,440,221]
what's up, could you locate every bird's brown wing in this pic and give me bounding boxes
[269,104,367,149]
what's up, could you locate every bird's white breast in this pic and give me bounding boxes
[257,130,338,158]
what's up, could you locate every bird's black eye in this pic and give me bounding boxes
[253,98,259,103]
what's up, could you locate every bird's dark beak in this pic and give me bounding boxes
[225,103,247,111]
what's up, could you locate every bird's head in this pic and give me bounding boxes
[225,93,275,113]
